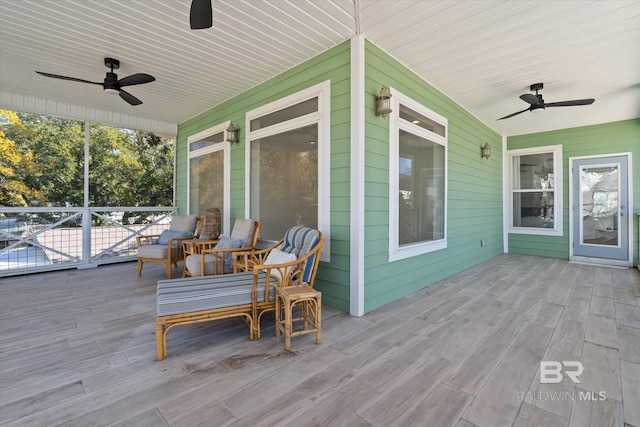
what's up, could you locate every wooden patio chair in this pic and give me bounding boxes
[155,226,324,360]
[136,215,203,279]
[182,219,261,277]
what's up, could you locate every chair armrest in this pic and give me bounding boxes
[136,234,160,247]
[250,232,324,287]
[166,235,198,249]
[232,239,283,273]
[251,256,306,287]
[201,246,251,256]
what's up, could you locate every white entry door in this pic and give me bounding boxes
[571,155,631,265]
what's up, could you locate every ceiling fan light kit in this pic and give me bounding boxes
[36,57,155,106]
[497,82,594,120]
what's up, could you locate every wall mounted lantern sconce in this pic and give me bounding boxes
[375,86,392,117]
[481,143,491,159]
[226,122,239,143]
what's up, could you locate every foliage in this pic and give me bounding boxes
[0,110,174,213]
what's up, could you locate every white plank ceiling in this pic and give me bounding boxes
[1,0,639,136]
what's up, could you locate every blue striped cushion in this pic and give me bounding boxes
[278,226,320,283]
[157,271,273,316]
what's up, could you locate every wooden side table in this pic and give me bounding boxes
[275,285,322,351]
[182,239,219,257]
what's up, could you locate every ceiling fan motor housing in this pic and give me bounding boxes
[103,58,120,93]
[103,72,119,93]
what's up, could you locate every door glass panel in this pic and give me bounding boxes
[581,165,619,247]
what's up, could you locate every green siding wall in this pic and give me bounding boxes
[508,119,640,266]
[174,40,634,316]
[177,42,353,312]
[363,42,504,313]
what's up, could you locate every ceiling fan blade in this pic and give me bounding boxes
[117,73,155,87]
[118,89,142,106]
[544,99,595,107]
[519,93,540,106]
[36,71,101,85]
[190,0,212,29]
[497,107,531,120]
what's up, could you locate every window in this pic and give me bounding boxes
[508,145,563,236]
[246,81,330,261]
[187,122,230,233]
[389,91,448,261]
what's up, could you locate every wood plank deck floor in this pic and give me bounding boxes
[1,254,639,427]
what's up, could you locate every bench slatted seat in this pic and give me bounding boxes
[157,271,273,315]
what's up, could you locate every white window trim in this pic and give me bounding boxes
[507,144,563,237]
[187,121,231,235]
[244,80,331,262]
[389,89,448,262]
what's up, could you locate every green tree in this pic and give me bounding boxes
[0,110,174,214]
[1,110,84,207]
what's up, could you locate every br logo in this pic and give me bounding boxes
[540,361,584,384]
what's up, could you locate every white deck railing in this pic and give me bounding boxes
[0,207,178,277]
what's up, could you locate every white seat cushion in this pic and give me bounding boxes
[264,248,297,281]
[138,244,178,259]
[185,254,228,276]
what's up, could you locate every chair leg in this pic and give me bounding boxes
[137,259,143,276]
[166,262,172,279]
[284,298,292,351]
[315,294,322,345]
[182,262,190,278]
[275,293,281,337]
[156,319,166,361]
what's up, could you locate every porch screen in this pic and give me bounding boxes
[188,130,225,216]
[250,124,318,240]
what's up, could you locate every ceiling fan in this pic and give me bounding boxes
[190,0,213,29]
[36,58,155,106]
[497,83,595,120]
